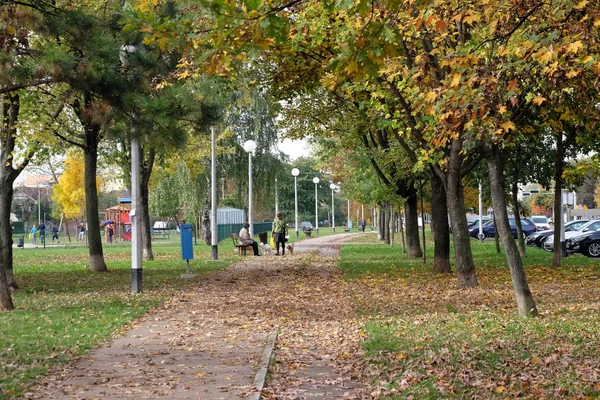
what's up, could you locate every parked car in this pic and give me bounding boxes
[469,217,537,239]
[566,229,600,257]
[300,221,313,232]
[526,219,590,248]
[530,215,550,231]
[543,220,600,252]
[467,217,492,229]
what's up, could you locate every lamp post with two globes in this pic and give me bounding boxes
[243,140,257,236]
[292,168,300,237]
[313,177,320,235]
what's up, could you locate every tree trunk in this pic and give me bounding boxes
[378,202,384,241]
[0,92,26,305]
[83,125,107,272]
[383,201,390,244]
[494,213,501,253]
[0,178,15,311]
[444,140,478,287]
[552,132,564,267]
[388,202,394,246]
[405,191,423,258]
[141,148,155,261]
[487,145,538,317]
[399,208,406,253]
[430,174,451,273]
[203,185,211,245]
[511,180,527,258]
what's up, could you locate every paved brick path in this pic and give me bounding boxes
[26,233,370,400]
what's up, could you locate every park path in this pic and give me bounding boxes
[26,232,372,400]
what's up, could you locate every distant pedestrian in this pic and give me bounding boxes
[361,219,366,232]
[51,223,59,243]
[30,226,37,244]
[107,223,114,244]
[78,223,86,241]
[38,221,46,244]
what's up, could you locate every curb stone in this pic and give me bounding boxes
[251,327,279,400]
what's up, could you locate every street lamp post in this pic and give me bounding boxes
[313,177,320,235]
[243,140,257,237]
[211,126,218,260]
[120,44,142,293]
[347,199,350,229]
[292,168,300,237]
[330,183,336,232]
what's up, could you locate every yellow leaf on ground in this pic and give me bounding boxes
[451,73,461,87]
[574,0,589,9]
[567,41,583,54]
[501,121,516,132]
[495,386,506,393]
[532,96,546,106]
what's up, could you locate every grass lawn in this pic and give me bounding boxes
[340,235,600,399]
[0,237,241,399]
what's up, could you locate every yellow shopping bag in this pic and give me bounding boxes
[269,235,276,249]
[28,233,32,239]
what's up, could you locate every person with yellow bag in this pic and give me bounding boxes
[30,225,37,245]
[272,212,287,256]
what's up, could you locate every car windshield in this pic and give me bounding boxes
[531,216,548,224]
[576,220,600,231]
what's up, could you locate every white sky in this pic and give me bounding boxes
[278,138,311,160]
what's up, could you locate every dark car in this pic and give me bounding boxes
[300,221,313,232]
[469,217,537,239]
[566,230,600,257]
[525,219,590,248]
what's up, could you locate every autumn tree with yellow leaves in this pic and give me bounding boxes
[52,151,102,219]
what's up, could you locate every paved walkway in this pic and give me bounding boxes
[26,233,371,400]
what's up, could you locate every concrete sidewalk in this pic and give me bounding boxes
[26,233,367,400]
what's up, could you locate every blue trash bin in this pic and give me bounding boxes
[180,224,193,260]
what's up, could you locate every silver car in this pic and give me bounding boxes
[543,220,600,252]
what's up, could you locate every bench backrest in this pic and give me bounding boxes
[231,233,240,246]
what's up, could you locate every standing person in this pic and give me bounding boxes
[38,221,46,244]
[272,212,287,256]
[239,223,260,256]
[30,225,37,244]
[78,223,86,241]
[361,219,366,232]
[107,223,114,244]
[51,223,60,244]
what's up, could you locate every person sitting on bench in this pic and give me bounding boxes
[239,223,260,256]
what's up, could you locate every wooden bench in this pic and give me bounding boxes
[231,233,253,256]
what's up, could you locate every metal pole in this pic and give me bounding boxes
[131,134,143,293]
[211,126,218,260]
[248,151,253,237]
[294,175,298,237]
[275,176,279,215]
[38,189,41,224]
[478,182,484,241]
[560,191,567,257]
[331,188,335,232]
[347,199,350,229]
[315,183,319,235]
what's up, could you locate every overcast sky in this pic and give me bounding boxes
[278,138,311,160]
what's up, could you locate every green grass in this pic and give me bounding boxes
[340,235,600,398]
[0,238,239,399]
